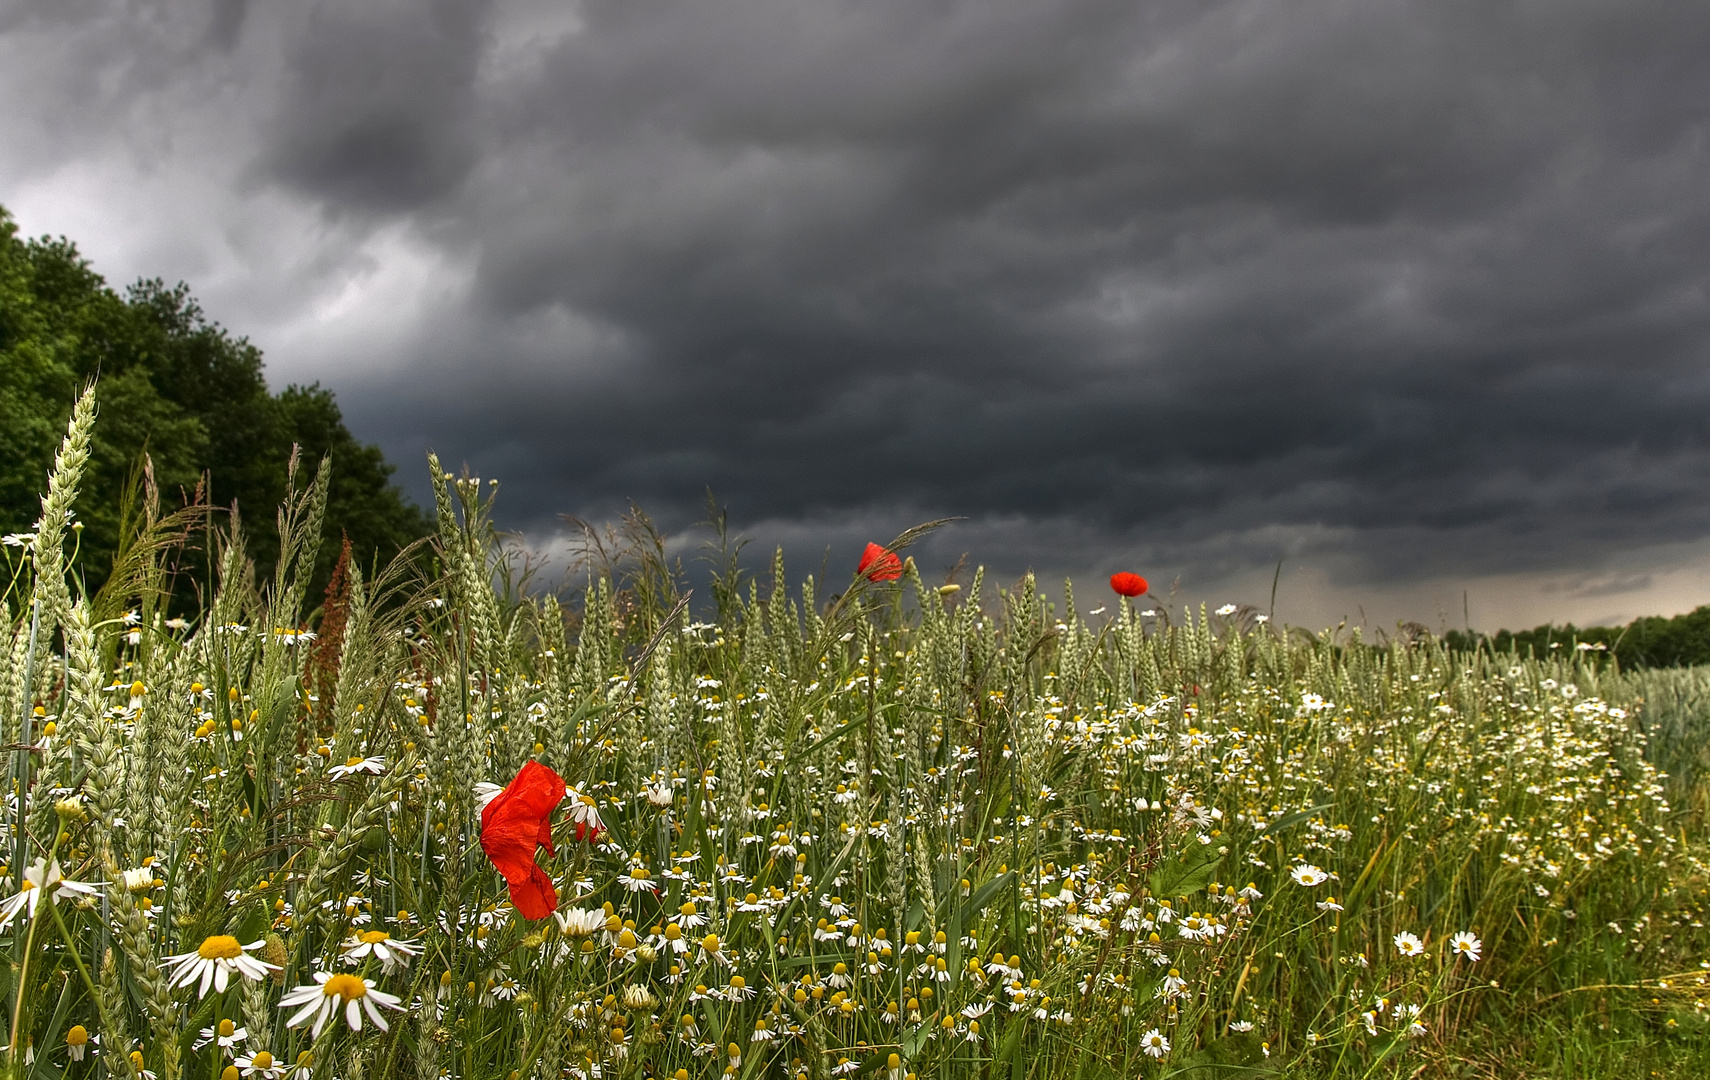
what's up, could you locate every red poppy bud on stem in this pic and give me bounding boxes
[857,543,903,582]
[1109,572,1148,598]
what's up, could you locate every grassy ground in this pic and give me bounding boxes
[3,389,1708,1080]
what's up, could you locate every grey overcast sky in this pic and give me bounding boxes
[5,0,1710,631]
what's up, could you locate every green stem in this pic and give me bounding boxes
[43,892,108,1038]
[9,828,64,1076]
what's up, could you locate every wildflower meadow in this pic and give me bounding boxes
[4,387,1709,1080]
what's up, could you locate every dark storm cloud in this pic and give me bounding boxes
[262,0,488,212]
[8,0,1710,601]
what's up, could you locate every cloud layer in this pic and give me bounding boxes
[5,0,1710,628]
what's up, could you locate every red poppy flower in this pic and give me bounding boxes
[480,760,565,920]
[857,542,903,582]
[1109,572,1148,597]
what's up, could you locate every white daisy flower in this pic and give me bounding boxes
[193,1019,248,1053]
[327,756,386,779]
[0,858,101,932]
[161,935,279,998]
[287,1050,313,1080]
[676,900,707,929]
[279,972,404,1036]
[565,787,604,840]
[234,1050,285,1079]
[1449,931,1483,962]
[698,933,731,967]
[64,1025,93,1061]
[659,922,691,954]
[341,930,423,974]
[618,866,657,894]
[121,866,161,893]
[1393,931,1426,957]
[554,907,605,938]
[1140,1029,1170,1058]
[1289,864,1329,887]
[722,975,756,1002]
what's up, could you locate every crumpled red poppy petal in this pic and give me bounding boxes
[509,863,558,920]
[480,760,566,919]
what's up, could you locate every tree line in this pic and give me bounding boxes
[1444,606,1710,669]
[0,205,430,607]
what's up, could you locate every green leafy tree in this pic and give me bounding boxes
[1447,605,1710,669]
[0,205,429,604]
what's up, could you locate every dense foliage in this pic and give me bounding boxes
[0,205,429,601]
[3,395,1708,1080]
[1446,605,1710,670]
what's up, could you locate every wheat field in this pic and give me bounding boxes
[4,388,1708,1080]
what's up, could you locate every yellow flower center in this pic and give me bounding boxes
[198,935,244,960]
[66,1026,89,1047]
[251,1052,274,1070]
[359,930,390,944]
[223,1066,240,1080]
[664,923,681,940]
[219,1019,236,1037]
[19,880,34,892]
[629,867,649,880]
[346,757,364,768]
[321,973,368,1001]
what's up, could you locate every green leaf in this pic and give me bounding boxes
[904,1021,934,1057]
[905,897,926,933]
[964,870,1013,917]
[1159,1033,1279,1078]
[27,977,76,1080]
[1150,842,1222,899]
[1256,802,1331,836]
